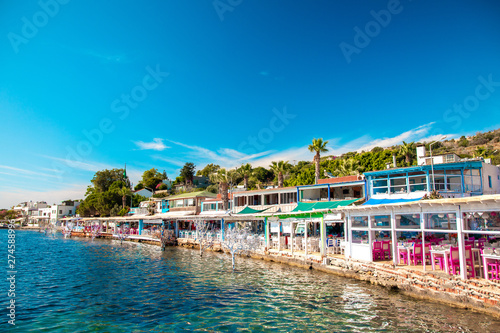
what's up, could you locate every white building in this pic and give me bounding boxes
[49,200,81,225]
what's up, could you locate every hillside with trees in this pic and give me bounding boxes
[76,128,500,214]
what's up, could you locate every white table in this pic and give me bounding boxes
[482,253,500,281]
[430,248,482,277]
[397,245,414,265]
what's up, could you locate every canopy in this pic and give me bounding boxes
[236,206,270,215]
[290,199,359,212]
[363,197,422,206]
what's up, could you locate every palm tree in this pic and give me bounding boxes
[269,161,291,188]
[333,158,361,177]
[473,146,487,158]
[399,141,416,165]
[237,163,252,189]
[209,169,236,210]
[308,138,329,184]
[118,186,132,209]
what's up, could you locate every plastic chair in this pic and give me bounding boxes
[448,247,460,275]
[381,241,391,260]
[464,240,475,248]
[478,238,487,250]
[433,250,446,271]
[411,243,424,265]
[424,244,432,264]
[464,246,475,278]
[399,247,408,265]
[373,241,383,260]
[481,249,499,280]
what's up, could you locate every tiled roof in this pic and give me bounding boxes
[317,175,364,184]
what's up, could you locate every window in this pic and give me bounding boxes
[69,210,72,214]
[489,175,492,188]
[372,215,391,228]
[352,216,368,227]
[424,213,457,230]
[59,210,62,214]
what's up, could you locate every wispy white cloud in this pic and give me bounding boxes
[151,155,185,167]
[0,165,60,179]
[133,138,169,151]
[355,123,435,152]
[249,123,455,167]
[39,155,113,173]
[166,140,275,169]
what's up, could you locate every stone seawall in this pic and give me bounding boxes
[176,237,500,318]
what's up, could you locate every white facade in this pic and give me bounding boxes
[50,201,81,224]
[482,162,500,195]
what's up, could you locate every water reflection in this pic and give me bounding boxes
[3,231,500,332]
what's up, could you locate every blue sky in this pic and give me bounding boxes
[1,0,500,208]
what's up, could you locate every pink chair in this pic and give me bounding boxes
[373,241,383,260]
[464,240,475,248]
[478,238,487,250]
[410,243,424,265]
[448,247,460,275]
[481,249,499,280]
[464,246,475,278]
[399,247,408,265]
[434,254,446,271]
[381,241,391,260]
[424,244,432,264]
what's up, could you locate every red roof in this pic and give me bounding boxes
[317,175,364,184]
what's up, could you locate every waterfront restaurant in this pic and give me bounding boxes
[261,199,360,259]
[338,194,500,280]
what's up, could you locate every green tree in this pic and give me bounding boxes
[237,163,252,189]
[210,169,230,210]
[252,167,274,185]
[91,168,130,193]
[139,168,164,190]
[399,141,416,166]
[333,158,361,177]
[473,146,487,158]
[118,186,132,209]
[197,163,220,177]
[180,162,196,185]
[269,161,291,188]
[308,138,329,184]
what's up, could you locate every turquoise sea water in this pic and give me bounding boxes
[2,230,500,332]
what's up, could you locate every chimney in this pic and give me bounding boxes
[393,155,397,168]
[416,145,426,165]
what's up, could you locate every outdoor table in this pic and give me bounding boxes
[429,248,481,276]
[397,245,414,265]
[482,253,500,281]
[430,248,450,274]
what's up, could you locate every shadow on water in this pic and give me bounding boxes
[3,230,500,332]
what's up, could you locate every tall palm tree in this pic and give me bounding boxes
[118,186,132,209]
[269,161,291,188]
[209,169,236,210]
[399,141,416,165]
[308,138,329,184]
[237,163,252,189]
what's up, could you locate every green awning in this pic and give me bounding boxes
[290,199,359,212]
[264,199,359,220]
[237,206,270,215]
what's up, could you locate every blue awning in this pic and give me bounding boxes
[363,197,423,206]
